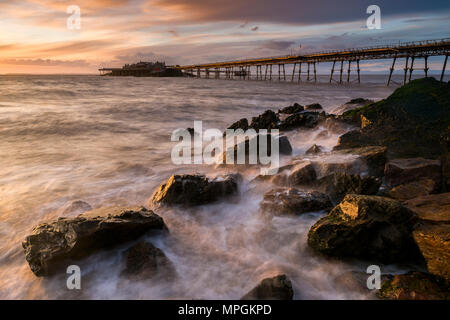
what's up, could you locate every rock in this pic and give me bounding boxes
[121,241,176,280]
[315,173,381,204]
[337,146,387,178]
[306,144,323,155]
[307,194,420,263]
[22,206,166,277]
[250,110,279,130]
[227,118,249,131]
[278,135,293,155]
[241,274,294,300]
[404,193,450,223]
[151,174,240,206]
[387,179,436,201]
[278,103,304,114]
[384,158,441,191]
[304,103,323,111]
[287,161,317,186]
[62,200,92,215]
[337,78,450,159]
[377,272,449,300]
[441,129,450,191]
[260,188,332,216]
[279,112,319,130]
[334,271,392,295]
[413,223,450,282]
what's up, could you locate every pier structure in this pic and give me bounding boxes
[174,38,450,86]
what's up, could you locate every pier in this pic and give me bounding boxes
[174,38,450,86]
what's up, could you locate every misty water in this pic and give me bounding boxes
[0,74,436,299]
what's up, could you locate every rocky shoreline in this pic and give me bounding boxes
[22,77,450,300]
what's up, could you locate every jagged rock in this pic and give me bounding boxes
[260,188,332,216]
[307,194,419,263]
[315,173,381,204]
[306,144,323,155]
[387,179,435,201]
[121,241,176,280]
[62,200,92,215]
[278,103,304,114]
[151,174,240,206]
[227,118,249,131]
[377,272,449,300]
[279,112,319,130]
[337,146,387,177]
[250,110,279,130]
[384,158,441,190]
[278,135,293,155]
[22,206,166,277]
[241,274,294,300]
[305,103,323,111]
[337,78,450,159]
[287,161,317,186]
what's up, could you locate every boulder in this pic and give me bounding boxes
[387,179,435,201]
[404,193,450,223]
[121,241,176,280]
[22,206,166,277]
[384,158,441,190]
[279,112,319,130]
[241,274,294,300]
[227,118,249,131]
[315,173,381,204]
[307,194,419,263]
[304,103,323,111]
[260,188,332,216]
[278,103,304,114]
[377,272,449,300]
[337,146,387,178]
[250,110,279,130]
[287,161,317,186]
[332,98,374,115]
[306,144,323,155]
[151,174,240,206]
[62,200,92,215]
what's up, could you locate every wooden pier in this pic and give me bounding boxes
[174,38,450,86]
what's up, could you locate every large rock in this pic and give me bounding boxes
[241,274,294,300]
[151,174,240,206]
[287,161,317,186]
[404,193,450,223]
[387,179,435,201]
[279,112,319,130]
[278,103,304,114]
[307,195,419,263]
[121,241,176,280]
[315,173,381,204]
[332,98,373,115]
[22,206,166,277]
[337,78,450,159]
[337,146,387,178]
[306,144,323,155]
[384,158,441,190]
[250,110,279,130]
[304,103,323,111]
[260,188,332,216]
[377,272,449,300]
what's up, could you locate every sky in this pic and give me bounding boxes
[0,0,449,74]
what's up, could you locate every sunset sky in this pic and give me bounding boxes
[0,0,449,74]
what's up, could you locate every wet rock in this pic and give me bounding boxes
[260,188,332,216]
[334,270,392,295]
[278,103,304,114]
[151,173,240,206]
[22,206,166,277]
[405,192,450,223]
[307,194,419,263]
[278,135,293,155]
[304,103,323,111]
[287,161,317,186]
[279,112,319,130]
[250,110,279,130]
[337,146,387,178]
[227,118,249,131]
[121,241,176,280]
[315,173,381,204]
[384,158,441,191]
[387,179,436,201]
[62,200,92,215]
[377,272,449,300]
[241,274,294,300]
[306,144,323,155]
[441,129,450,191]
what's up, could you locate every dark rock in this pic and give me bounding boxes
[315,173,381,204]
[306,144,323,155]
[305,103,323,111]
[278,103,304,114]
[250,110,279,130]
[121,241,176,280]
[22,206,166,277]
[241,274,294,300]
[151,173,241,206]
[227,118,249,131]
[337,146,387,177]
[287,161,317,186]
[377,272,449,300]
[384,158,441,191]
[279,135,293,155]
[62,200,92,215]
[348,98,373,105]
[387,179,436,201]
[260,188,332,216]
[405,192,450,223]
[307,194,420,263]
[337,78,450,159]
[279,112,319,130]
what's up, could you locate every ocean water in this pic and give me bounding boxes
[0,74,430,299]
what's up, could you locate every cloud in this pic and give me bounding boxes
[0,58,92,67]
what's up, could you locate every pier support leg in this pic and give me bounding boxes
[347,60,351,83]
[339,60,344,84]
[409,56,415,82]
[307,63,310,82]
[298,63,302,82]
[314,62,317,82]
[270,65,272,81]
[330,60,336,83]
[440,55,448,82]
[278,65,281,81]
[292,63,297,82]
[283,64,286,81]
[264,65,268,80]
[403,56,409,85]
[424,56,429,78]
[387,56,396,86]
[357,59,360,84]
